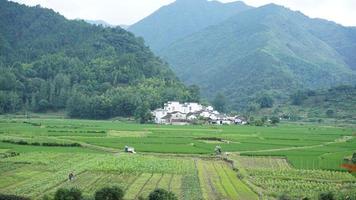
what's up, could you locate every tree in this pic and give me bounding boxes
[37,99,49,112]
[259,95,274,108]
[291,91,307,105]
[270,116,280,124]
[54,188,82,200]
[319,192,334,200]
[94,186,124,200]
[148,189,177,200]
[261,116,268,123]
[67,93,89,118]
[212,92,227,113]
[135,102,153,124]
[187,85,200,102]
[326,109,335,118]
[254,120,264,126]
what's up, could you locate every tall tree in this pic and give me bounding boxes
[212,92,227,112]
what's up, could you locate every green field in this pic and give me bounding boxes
[0,116,355,199]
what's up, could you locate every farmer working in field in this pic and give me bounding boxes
[68,172,75,181]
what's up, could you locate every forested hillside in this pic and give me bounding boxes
[159,4,356,110]
[252,85,356,121]
[128,0,251,52]
[0,0,199,119]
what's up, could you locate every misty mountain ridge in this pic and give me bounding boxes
[129,0,252,52]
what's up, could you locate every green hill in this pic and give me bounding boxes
[128,0,251,52]
[160,4,356,110]
[252,85,356,122]
[0,0,199,119]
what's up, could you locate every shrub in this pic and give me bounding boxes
[94,186,124,200]
[0,194,30,200]
[319,192,335,200]
[148,189,177,200]
[270,116,280,124]
[278,194,291,200]
[54,188,82,200]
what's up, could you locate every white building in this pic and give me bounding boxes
[152,101,246,126]
[163,101,203,114]
[153,101,215,125]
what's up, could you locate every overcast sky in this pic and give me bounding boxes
[10,0,356,27]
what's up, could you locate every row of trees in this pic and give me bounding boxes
[248,116,280,126]
[52,187,177,200]
[0,187,178,200]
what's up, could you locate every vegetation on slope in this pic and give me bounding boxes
[128,0,251,52]
[159,4,356,110]
[0,1,199,119]
[251,85,356,121]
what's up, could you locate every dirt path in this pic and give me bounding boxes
[238,136,353,154]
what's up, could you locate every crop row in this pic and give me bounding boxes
[247,168,356,182]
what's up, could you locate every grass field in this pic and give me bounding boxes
[0,116,355,199]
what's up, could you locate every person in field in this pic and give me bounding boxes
[68,172,74,181]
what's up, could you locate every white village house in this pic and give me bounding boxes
[152,101,246,125]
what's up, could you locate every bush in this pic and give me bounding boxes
[54,188,82,200]
[270,116,280,124]
[278,194,291,200]
[0,194,30,200]
[94,186,124,200]
[148,189,177,200]
[319,192,335,200]
[254,120,264,126]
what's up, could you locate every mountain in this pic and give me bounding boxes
[159,4,356,110]
[0,0,199,119]
[128,0,252,52]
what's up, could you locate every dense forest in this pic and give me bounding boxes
[0,1,199,120]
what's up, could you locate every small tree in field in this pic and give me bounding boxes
[95,186,124,200]
[148,189,177,200]
[270,116,280,124]
[54,188,82,200]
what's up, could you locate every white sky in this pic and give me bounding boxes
[10,0,356,27]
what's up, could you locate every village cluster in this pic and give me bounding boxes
[152,101,247,125]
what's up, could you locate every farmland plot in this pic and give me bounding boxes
[230,156,356,199]
[0,151,258,200]
[197,160,258,200]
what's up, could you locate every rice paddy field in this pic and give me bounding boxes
[0,116,355,199]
